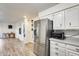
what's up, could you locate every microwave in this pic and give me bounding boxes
[50,31,65,40]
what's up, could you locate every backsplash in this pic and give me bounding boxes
[64,30,79,38]
[54,30,79,38]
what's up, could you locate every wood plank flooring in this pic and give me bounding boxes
[0,38,35,56]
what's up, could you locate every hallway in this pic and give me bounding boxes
[0,38,35,56]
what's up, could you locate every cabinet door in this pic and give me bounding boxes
[65,6,79,29]
[40,14,53,20]
[53,11,65,29]
[50,41,66,56]
[66,50,79,56]
[50,44,56,56]
[50,46,66,56]
[69,52,79,56]
[56,46,66,56]
[50,49,57,56]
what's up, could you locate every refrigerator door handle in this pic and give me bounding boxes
[34,29,37,36]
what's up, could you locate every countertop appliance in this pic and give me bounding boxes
[34,18,53,56]
[51,31,65,40]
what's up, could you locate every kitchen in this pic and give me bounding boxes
[0,3,79,56]
[33,3,79,56]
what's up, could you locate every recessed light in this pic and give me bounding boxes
[23,16,27,19]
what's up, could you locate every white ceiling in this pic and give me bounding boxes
[0,3,58,22]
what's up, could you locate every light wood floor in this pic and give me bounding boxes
[0,38,35,56]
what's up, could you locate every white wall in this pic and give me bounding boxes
[24,18,34,43]
[15,19,25,41]
[0,22,15,33]
[0,18,35,43]
[15,18,33,43]
[0,19,31,43]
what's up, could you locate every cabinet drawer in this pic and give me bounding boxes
[50,46,65,51]
[69,53,79,56]
[50,41,66,56]
[50,41,66,48]
[66,44,79,53]
[50,46,58,52]
[50,50,65,56]
[66,49,79,56]
[50,45,66,55]
[59,51,66,56]
[50,51,59,56]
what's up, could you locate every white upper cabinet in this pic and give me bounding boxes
[39,5,79,30]
[65,6,79,29]
[39,14,53,20]
[53,11,65,30]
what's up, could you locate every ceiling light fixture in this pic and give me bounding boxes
[23,16,27,19]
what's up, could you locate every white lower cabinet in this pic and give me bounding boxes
[50,49,66,56]
[66,44,79,56]
[50,41,66,56]
[66,50,79,56]
[50,50,58,56]
[50,40,79,56]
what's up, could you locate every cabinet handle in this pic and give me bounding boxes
[60,24,62,27]
[55,47,59,50]
[69,22,71,26]
[55,43,58,46]
[76,48,79,52]
[55,52,58,56]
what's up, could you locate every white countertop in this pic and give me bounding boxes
[49,37,79,47]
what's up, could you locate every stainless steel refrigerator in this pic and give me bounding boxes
[34,18,53,56]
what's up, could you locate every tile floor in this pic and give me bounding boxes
[0,38,35,56]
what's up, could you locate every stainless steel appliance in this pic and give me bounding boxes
[34,19,53,56]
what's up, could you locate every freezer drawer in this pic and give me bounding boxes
[39,44,45,56]
[33,43,40,56]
